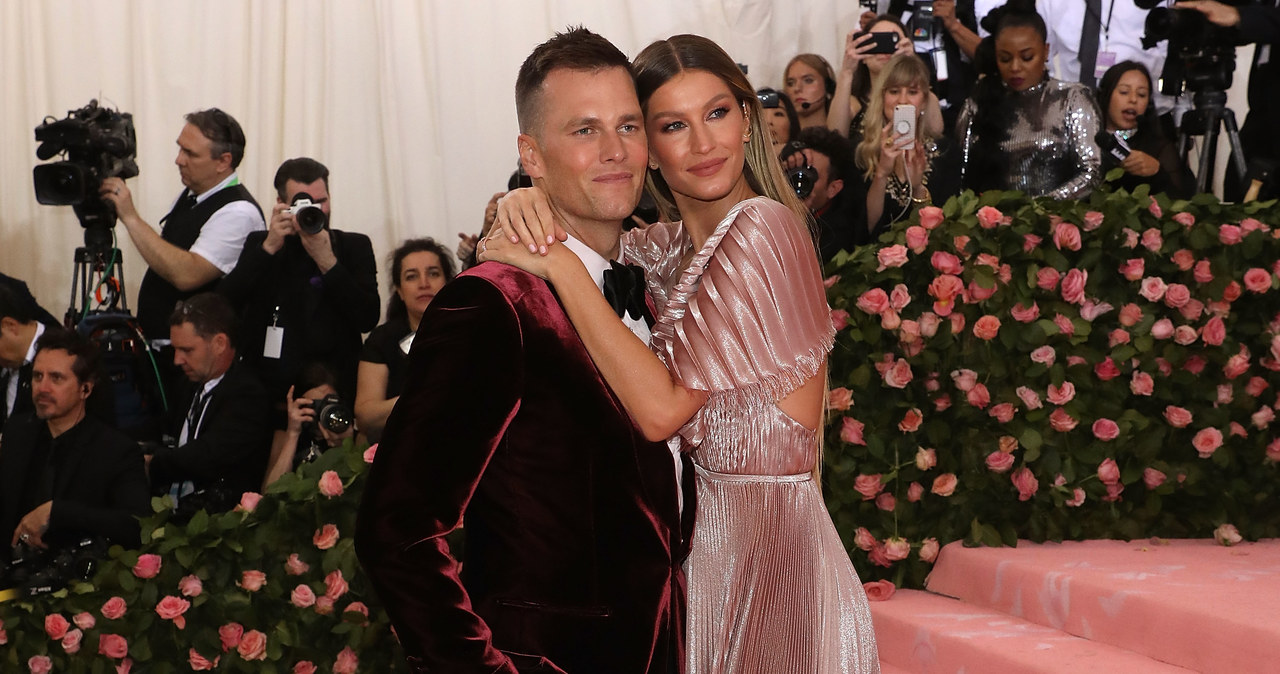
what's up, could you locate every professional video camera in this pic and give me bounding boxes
[0,536,109,597]
[33,99,138,246]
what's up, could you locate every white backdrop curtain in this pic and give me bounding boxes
[0,0,854,319]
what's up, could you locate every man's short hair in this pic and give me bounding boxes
[184,108,247,169]
[274,157,330,202]
[169,292,238,344]
[0,284,36,323]
[798,126,856,185]
[515,26,632,135]
[35,328,101,386]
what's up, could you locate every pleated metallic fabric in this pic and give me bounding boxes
[625,197,880,674]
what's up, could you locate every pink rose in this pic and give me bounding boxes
[325,569,350,601]
[884,537,911,561]
[1224,348,1251,379]
[1141,227,1163,251]
[1164,406,1193,428]
[219,623,243,652]
[236,492,261,513]
[1052,222,1083,252]
[1156,357,1173,376]
[919,538,941,563]
[1056,269,1085,305]
[968,279,997,301]
[1124,228,1139,247]
[1218,384,1234,405]
[905,225,930,253]
[1143,468,1167,490]
[238,629,268,661]
[117,658,133,674]
[101,597,127,620]
[977,205,1003,228]
[1023,233,1043,251]
[950,368,978,392]
[178,575,202,598]
[966,383,991,409]
[915,447,937,471]
[954,234,970,252]
[876,492,897,511]
[1016,386,1043,410]
[1241,217,1265,233]
[1053,314,1075,337]
[1011,467,1039,501]
[132,554,161,579]
[826,387,853,411]
[1268,438,1280,463]
[898,408,923,433]
[72,612,95,630]
[1219,223,1244,244]
[1200,315,1226,346]
[1079,299,1114,322]
[907,482,925,502]
[824,275,840,288]
[918,312,941,338]
[931,251,964,275]
[1179,298,1205,321]
[1046,381,1076,405]
[973,315,1001,340]
[889,284,912,311]
[1130,371,1155,396]
[880,309,901,331]
[950,313,966,335]
[1151,318,1175,340]
[1214,523,1243,546]
[155,596,190,629]
[1170,248,1195,271]
[1092,418,1120,441]
[285,553,311,576]
[1139,276,1167,302]
[189,649,220,671]
[989,402,1015,423]
[44,614,70,641]
[1194,259,1214,283]
[1066,355,1087,367]
[1097,458,1121,485]
[854,527,877,551]
[1173,211,1196,228]
[830,309,849,331]
[1066,488,1087,507]
[1028,346,1055,366]
[98,634,128,659]
[315,596,335,615]
[883,358,914,389]
[27,656,52,674]
[1118,303,1143,327]
[1174,325,1198,345]
[1192,427,1224,458]
[239,570,267,592]
[863,579,896,601]
[928,275,964,315]
[856,288,890,315]
[1252,407,1274,430]
[1163,283,1191,308]
[918,205,944,229]
[1094,357,1121,382]
[344,601,371,621]
[854,474,883,500]
[1010,302,1039,323]
[1109,329,1131,348]
[1223,281,1243,302]
[840,417,866,445]
[985,451,1015,473]
[1083,210,1104,230]
[314,524,340,550]
[318,470,344,498]
[933,393,952,411]
[1244,268,1273,293]
[877,244,910,270]
[931,473,958,497]
[362,444,378,463]
[292,584,317,608]
[332,648,360,674]
[62,628,83,654]
[1036,267,1061,291]
[976,253,1001,270]
[1049,408,1078,432]
[1246,376,1270,397]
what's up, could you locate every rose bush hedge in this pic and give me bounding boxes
[823,181,1280,589]
[0,442,408,673]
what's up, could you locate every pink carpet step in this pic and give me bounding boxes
[871,589,1196,674]
[924,539,1280,674]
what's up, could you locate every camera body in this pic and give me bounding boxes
[1139,0,1238,95]
[1,537,109,597]
[780,141,818,200]
[911,1,936,43]
[287,192,328,235]
[33,100,139,232]
[303,393,353,436]
[893,105,918,150]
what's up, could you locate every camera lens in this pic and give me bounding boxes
[787,166,816,200]
[295,206,327,235]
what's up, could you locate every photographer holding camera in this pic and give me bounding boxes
[99,108,264,343]
[783,128,864,262]
[218,158,379,412]
[263,362,355,488]
[0,329,148,562]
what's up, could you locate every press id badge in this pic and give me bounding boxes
[264,325,284,359]
[1095,51,1118,82]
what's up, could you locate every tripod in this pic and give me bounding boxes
[65,226,127,326]
[1177,90,1248,196]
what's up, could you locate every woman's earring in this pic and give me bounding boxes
[648,162,659,171]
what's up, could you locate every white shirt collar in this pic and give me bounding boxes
[191,172,239,203]
[23,322,47,367]
[560,233,617,290]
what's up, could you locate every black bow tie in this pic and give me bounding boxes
[602,261,654,328]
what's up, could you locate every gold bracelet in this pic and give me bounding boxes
[910,187,931,205]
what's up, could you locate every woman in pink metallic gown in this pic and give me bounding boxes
[484,34,879,674]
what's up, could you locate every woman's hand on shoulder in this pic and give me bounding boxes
[476,225,573,280]
[493,186,566,255]
[1122,150,1161,178]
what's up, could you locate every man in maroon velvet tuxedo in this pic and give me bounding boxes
[356,28,692,674]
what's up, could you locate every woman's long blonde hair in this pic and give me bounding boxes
[855,53,934,181]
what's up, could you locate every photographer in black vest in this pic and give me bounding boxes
[99,108,264,342]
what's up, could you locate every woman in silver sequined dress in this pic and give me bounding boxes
[955,1,1102,199]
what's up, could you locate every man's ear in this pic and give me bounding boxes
[518,134,544,180]
[826,177,845,200]
[214,151,234,175]
[211,332,230,356]
[80,381,94,399]
[0,316,16,336]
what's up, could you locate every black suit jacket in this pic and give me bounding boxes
[218,228,380,403]
[148,361,272,498]
[0,414,149,549]
[356,264,693,674]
